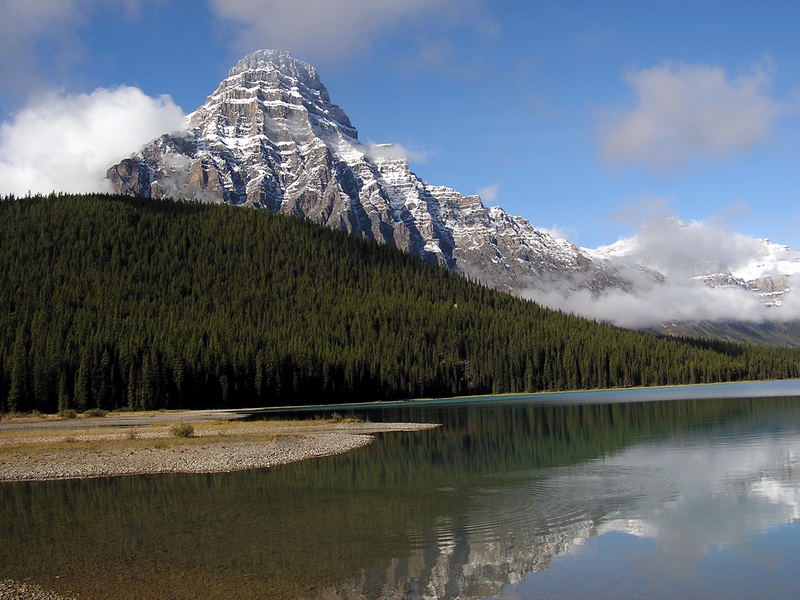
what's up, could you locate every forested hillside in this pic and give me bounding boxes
[1,194,799,413]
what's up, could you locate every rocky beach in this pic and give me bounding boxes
[0,414,438,482]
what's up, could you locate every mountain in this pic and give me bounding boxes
[107,49,638,294]
[105,50,799,341]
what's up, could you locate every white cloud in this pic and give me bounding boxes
[0,87,185,196]
[600,62,782,169]
[209,0,455,60]
[365,142,430,164]
[538,225,576,242]
[525,282,793,329]
[0,1,156,99]
[477,184,499,202]
[0,0,84,95]
[524,215,800,327]
[604,217,764,278]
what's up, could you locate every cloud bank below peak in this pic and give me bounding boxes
[525,216,800,328]
[600,217,767,279]
[527,281,800,329]
[0,86,185,196]
[599,62,783,169]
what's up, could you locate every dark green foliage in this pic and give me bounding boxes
[57,372,70,413]
[1,193,799,411]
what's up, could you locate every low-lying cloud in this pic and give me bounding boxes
[524,216,800,327]
[0,86,185,196]
[527,281,800,329]
[603,217,766,278]
[600,62,782,169]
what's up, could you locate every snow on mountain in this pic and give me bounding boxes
[593,229,797,308]
[107,50,638,294]
[732,240,800,280]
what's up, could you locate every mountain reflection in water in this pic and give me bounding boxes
[2,384,800,600]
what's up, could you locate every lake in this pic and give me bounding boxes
[3,379,800,599]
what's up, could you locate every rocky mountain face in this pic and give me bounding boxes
[694,272,790,307]
[107,50,638,294]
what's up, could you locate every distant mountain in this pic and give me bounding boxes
[107,50,642,294]
[649,320,800,347]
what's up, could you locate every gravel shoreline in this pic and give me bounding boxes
[0,422,438,482]
[0,579,76,600]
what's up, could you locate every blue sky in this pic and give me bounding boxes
[1,0,799,249]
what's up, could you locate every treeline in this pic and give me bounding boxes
[1,193,798,413]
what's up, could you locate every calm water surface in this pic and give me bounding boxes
[3,380,800,599]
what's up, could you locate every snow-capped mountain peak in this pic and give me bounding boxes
[107,49,635,293]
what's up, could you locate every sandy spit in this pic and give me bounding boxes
[0,422,438,483]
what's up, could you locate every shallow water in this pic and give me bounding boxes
[3,380,800,599]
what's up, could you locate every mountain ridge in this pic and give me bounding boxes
[107,49,639,294]
[106,50,798,338]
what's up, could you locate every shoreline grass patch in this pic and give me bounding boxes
[169,422,195,438]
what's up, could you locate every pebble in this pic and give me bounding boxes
[0,580,76,600]
[0,434,373,482]
[0,423,438,483]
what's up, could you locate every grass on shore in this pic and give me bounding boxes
[0,408,184,422]
[0,429,288,459]
[0,408,364,424]
[0,415,368,461]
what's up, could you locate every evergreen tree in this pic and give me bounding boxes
[73,352,90,412]
[57,372,70,413]
[126,365,137,411]
[7,327,28,413]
